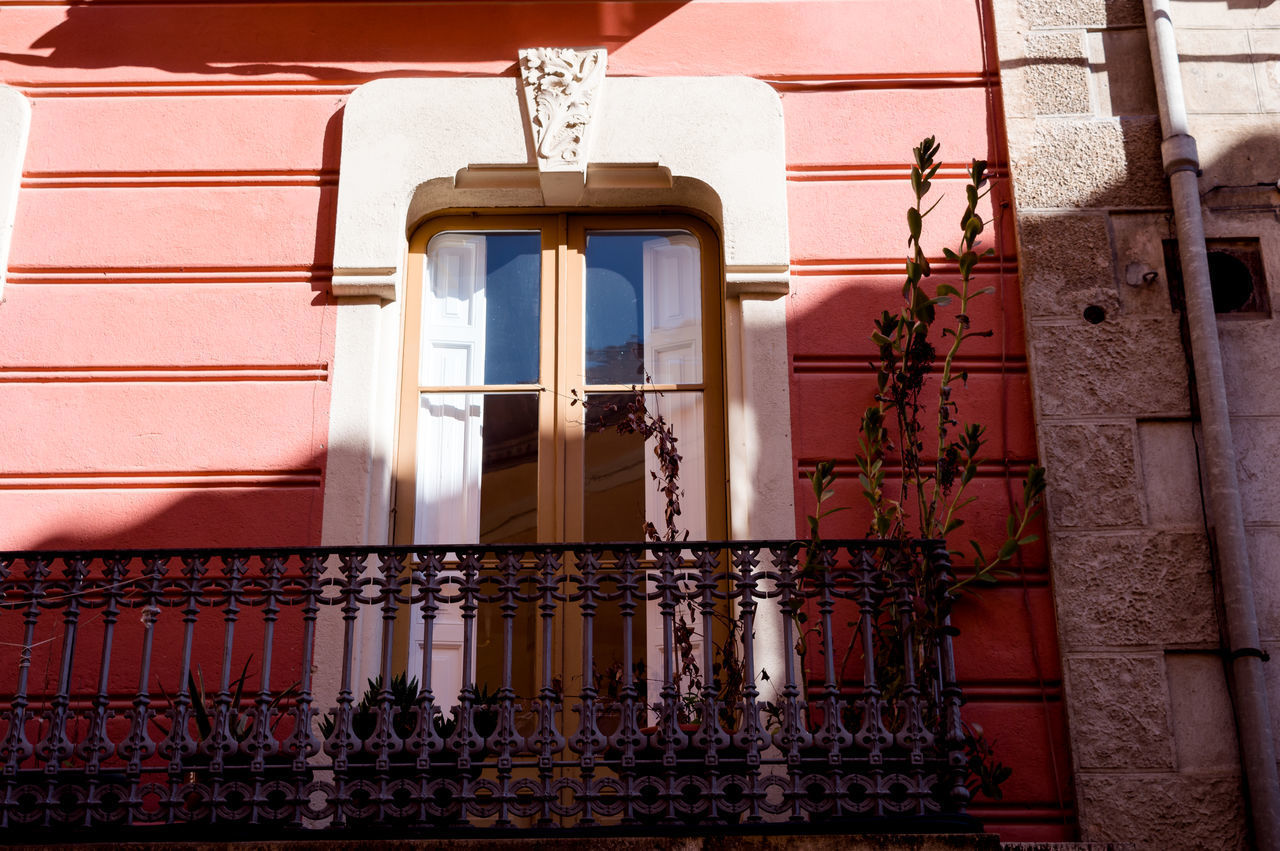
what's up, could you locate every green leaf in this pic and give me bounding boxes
[908,207,922,241]
[1017,535,1040,546]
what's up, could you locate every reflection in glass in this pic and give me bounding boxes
[585,231,702,385]
[422,231,541,386]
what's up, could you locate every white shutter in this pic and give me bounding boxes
[409,233,487,712]
[640,234,707,704]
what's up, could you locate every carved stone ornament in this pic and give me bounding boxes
[518,47,607,174]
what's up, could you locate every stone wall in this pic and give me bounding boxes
[988,0,1280,846]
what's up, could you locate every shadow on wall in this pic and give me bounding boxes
[0,1,689,78]
[8,444,349,551]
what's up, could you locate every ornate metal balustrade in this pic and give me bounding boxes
[0,541,972,835]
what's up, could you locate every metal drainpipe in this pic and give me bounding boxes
[1143,1,1280,846]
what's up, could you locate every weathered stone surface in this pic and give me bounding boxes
[1076,772,1247,850]
[1028,318,1190,418]
[1137,421,1204,524]
[1016,212,1115,318]
[1018,0,1142,27]
[1262,636,1280,754]
[1010,118,1168,209]
[1041,424,1144,528]
[1064,654,1176,770]
[1089,29,1159,117]
[1107,212,1177,317]
[1176,29,1260,115]
[1220,320,1280,416]
[1051,531,1216,649]
[1251,30,1280,112]
[1172,0,1280,30]
[1192,115,1280,189]
[1247,529,1280,644]
[1231,416,1280,525]
[1165,652,1240,772]
[1025,32,1091,114]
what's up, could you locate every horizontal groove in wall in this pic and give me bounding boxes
[16,82,359,97]
[793,354,1027,375]
[0,471,323,489]
[958,683,1063,700]
[764,73,994,91]
[790,257,1018,276]
[967,804,1075,820]
[13,72,995,99]
[22,170,337,188]
[795,459,1036,476]
[0,365,329,382]
[7,267,330,284]
[787,163,1009,181]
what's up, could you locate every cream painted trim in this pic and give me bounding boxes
[321,73,795,703]
[0,86,30,302]
[323,73,794,549]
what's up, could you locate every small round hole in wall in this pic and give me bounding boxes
[1208,251,1254,313]
[1083,305,1106,324]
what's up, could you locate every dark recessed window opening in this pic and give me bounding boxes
[1083,305,1107,324]
[1163,237,1270,318]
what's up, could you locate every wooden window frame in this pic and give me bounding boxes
[392,212,728,546]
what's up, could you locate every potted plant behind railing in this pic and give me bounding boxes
[153,656,301,823]
[317,673,501,826]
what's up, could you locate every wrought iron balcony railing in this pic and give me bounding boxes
[0,540,971,835]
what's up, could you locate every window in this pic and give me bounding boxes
[392,213,726,699]
[393,214,725,546]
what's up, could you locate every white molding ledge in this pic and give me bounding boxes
[330,76,789,302]
[0,86,30,302]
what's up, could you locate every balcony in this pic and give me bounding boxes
[0,540,975,837]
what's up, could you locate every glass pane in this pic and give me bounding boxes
[413,391,539,545]
[421,231,541,386]
[585,231,702,385]
[478,393,539,543]
[582,391,705,542]
[584,394,646,541]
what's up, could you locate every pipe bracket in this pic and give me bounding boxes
[1162,134,1201,176]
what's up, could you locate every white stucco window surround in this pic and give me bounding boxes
[322,68,796,551]
[0,85,31,301]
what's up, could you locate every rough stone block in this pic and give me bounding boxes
[1176,29,1260,114]
[1028,317,1190,418]
[1018,0,1143,27]
[1025,32,1091,115]
[1137,421,1204,524]
[1076,773,1246,850]
[1040,423,1144,528]
[1089,29,1159,117]
[1064,654,1176,770]
[1165,652,1240,772]
[1016,211,1115,318]
[1010,118,1169,209]
[1051,530,1217,649]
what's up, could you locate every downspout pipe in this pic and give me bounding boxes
[1143,1,1280,846]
